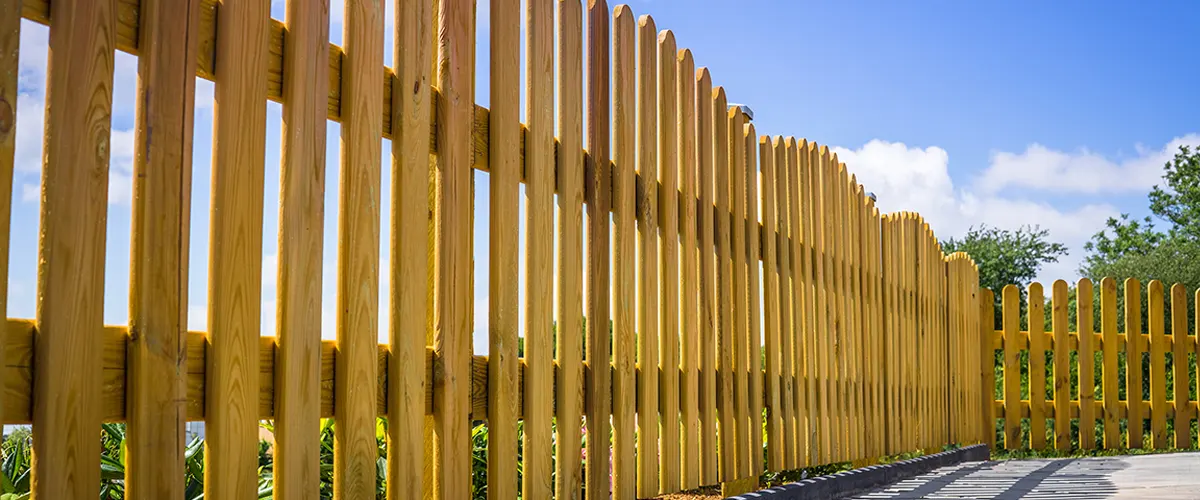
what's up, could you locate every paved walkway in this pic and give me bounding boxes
[852,452,1200,499]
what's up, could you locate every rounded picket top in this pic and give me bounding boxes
[614,4,634,22]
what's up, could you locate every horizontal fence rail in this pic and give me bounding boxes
[7,0,987,498]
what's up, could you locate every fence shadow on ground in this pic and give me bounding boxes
[856,457,1126,499]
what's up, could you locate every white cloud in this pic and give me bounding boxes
[832,139,1128,283]
[976,135,1200,195]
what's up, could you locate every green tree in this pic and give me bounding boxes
[942,225,1067,328]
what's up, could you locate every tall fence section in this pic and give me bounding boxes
[3,0,990,498]
[986,278,1200,453]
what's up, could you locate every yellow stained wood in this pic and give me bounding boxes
[635,14,660,496]
[611,7,636,498]
[833,162,849,460]
[555,2,585,497]
[1078,278,1096,450]
[774,137,794,470]
[389,0,433,495]
[1172,284,1190,449]
[585,2,613,496]
[1101,278,1120,449]
[746,128,764,478]
[433,0,474,496]
[205,0,270,493]
[728,106,749,479]
[1125,279,1144,449]
[713,87,735,481]
[336,0,385,495]
[658,30,681,493]
[881,216,894,455]
[678,48,700,490]
[792,139,812,467]
[1052,280,1070,451]
[1149,280,1167,449]
[126,0,199,496]
[815,146,833,463]
[760,136,783,472]
[33,0,113,495]
[523,0,555,497]
[274,0,327,495]
[1028,283,1046,450]
[847,180,862,460]
[0,0,15,473]
[1001,285,1020,449]
[696,69,718,485]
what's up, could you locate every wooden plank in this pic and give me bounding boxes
[1101,278,1120,449]
[389,0,433,494]
[815,146,832,463]
[1149,280,1167,449]
[433,0,474,496]
[848,180,863,460]
[523,0,556,493]
[773,137,795,470]
[1078,278,1096,450]
[33,0,114,495]
[555,1,584,497]
[125,0,200,496]
[1172,284,1190,449]
[611,7,637,498]
[635,14,660,496]
[746,128,764,478]
[1002,285,1021,449]
[585,1,613,496]
[714,86,735,481]
[1052,280,1071,450]
[204,0,270,494]
[881,215,894,455]
[831,162,848,461]
[1027,283,1046,450]
[1125,279,1144,449]
[792,139,812,467]
[728,106,749,478]
[0,0,15,468]
[678,47,701,490]
[696,68,719,485]
[658,30,681,494]
[335,0,385,495]
[274,0,328,494]
[760,136,783,472]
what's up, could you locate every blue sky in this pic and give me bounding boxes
[10,1,1200,354]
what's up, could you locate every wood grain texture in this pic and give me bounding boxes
[812,146,831,464]
[1078,278,1096,450]
[657,29,681,494]
[1125,279,1144,449]
[981,287,996,451]
[33,0,114,496]
[1149,280,1167,449]
[635,14,659,497]
[126,0,200,496]
[760,136,783,472]
[745,130,763,477]
[1101,278,1119,449]
[585,2,612,496]
[677,48,700,491]
[728,106,749,479]
[488,0,521,497]
[1002,288,1021,449]
[695,69,718,486]
[554,2,584,497]
[205,0,271,494]
[434,0,474,496]
[610,7,636,498]
[1052,280,1070,451]
[523,0,556,497]
[1027,283,1046,450]
[788,139,808,467]
[335,0,385,495]
[274,0,328,496]
[1171,284,1190,448]
[388,0,433,495]
[0,0,16,468]
[713,87,735,481]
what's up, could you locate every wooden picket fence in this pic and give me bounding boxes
[2,0,988,497]
[985,278,1200,453]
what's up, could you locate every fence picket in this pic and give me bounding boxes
[1078,279,1096,450]
[1101,277,1120,449]
[791,139,812,468]
[1052,280,1070,451]
[611,6,637,497]
[813,145,832,464]
[1172,284,1190,449]
[773,137,794,471]
[1149,280,1167,449]
[713,86,736,482]
[1028,283,1046,450]
[1125,279,1144,450]
[635,13,661,496]
[679,47,701,490]
[761,135,783,473]
[658,29,682,493]
[1002,285,1021,449]
[696,68,719,486]
[747,130,764,479]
